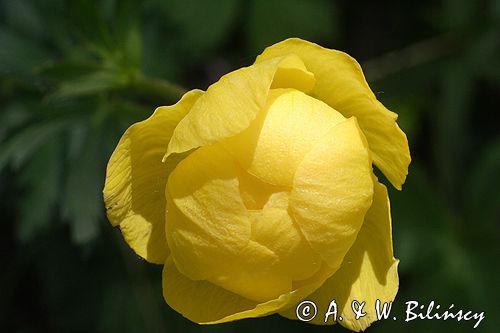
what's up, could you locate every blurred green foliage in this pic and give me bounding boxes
[0,0,498,332]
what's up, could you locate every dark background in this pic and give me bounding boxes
[1,0,499,332]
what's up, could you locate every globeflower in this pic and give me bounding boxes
[104,38,410,331]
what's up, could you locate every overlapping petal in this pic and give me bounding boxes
[105,37,408,330]
[281,177,399,331]
[256,38,411,189]
[166,144,251,280]
[218,192,321,302]
[165,55,316,159]
[223,88,345,187]
[103,90,203,263]
[291,117,374,270]
[163,255,336,324]
[167,143,322,302]
[251,192,322,283]
[270,54,315,93]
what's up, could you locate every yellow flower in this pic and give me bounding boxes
[103,38,410,331]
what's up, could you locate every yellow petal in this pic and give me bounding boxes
[280,177,399,331]
[165,55,316,159]
[271,54,315,93]
[251,192,322,283]
[236,165,287,210]
[256,38,411,189]
[210,238,290,303]
[162,256,258,324]
[223,88,345,187]
[167,145,323,303]
[212,192,322,302]
[166,144,252,280]
[290,117,373,270]
[103,89,203,264]
[163,255,335,324]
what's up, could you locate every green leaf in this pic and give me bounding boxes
[466,27,500,80]
[0,103,32,143]
[246,0,337,53]
[0,28,50,75]
[2,0,44,39]
[112,0,142,68]
[439,0,483,31]
[49,69,129,100]
[17,139,61,242]
[61,123,106,244]
[66,121,88,162]
[377,95,422,143]
[159,0,240,62]
[141,23,177,80]
[435,63,473,202]
[32,0,74,53]
[465,140,500,224]
[389,163,447,274]
[0,119,68,171]
[68,0,114,57]
[38,61,102,81]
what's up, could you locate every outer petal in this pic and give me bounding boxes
[162,256,257,324]
[166,144,251,281]
[280,177,399,332]
[256,38,411,189]
[103,89,203,263]
[291,117,373,271]
[162,256,335,324]
[164,54,315,159]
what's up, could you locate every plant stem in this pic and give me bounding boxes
[131,74,187,102]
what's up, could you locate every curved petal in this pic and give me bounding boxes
[166,144,324,302]
[164,54,316,159]
[214,192,322,302]
[280,177,399,331]
[270,54,315,92]
[103,89,203,263]
[251,192,322,284]
[236,165,287,210]
[256,38,411,189]
[163,255,335,324]
[163,256,257,324]
[223,88,345,187]
[290,117,373,270]
[166,144,251,280]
